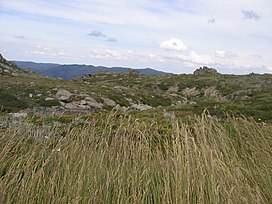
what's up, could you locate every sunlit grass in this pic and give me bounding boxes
[0,112,271,203]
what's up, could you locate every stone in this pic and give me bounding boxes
[45,97,55,101]
[86,101,103,109]
[80,100,88,105]
[8,112,28,118]
[65,102,78,109]
[59,101,66,106]
[3,69,10,73]
[55,89,73,102]
[11,73,19,77]
[65,101,91,110]
[114,104,128,112]
[102,97,116,107]
[84,97,103,109]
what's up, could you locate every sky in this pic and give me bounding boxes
[0,0,272,74]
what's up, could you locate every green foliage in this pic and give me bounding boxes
[140,94,172,107]
[157,82,170,91]
[36,99,60,107]
[0,89,28,112]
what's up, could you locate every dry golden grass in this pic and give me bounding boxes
[0,112,271,203]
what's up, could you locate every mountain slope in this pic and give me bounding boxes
[0,54,271,122]
[13,61,172,80]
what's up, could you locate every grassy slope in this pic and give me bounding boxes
[0,113,271,203]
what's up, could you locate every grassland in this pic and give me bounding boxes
[0,112,271,203]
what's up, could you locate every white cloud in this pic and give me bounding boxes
[90,49,129,60]
[267,66,272,71]
[160,38,187,51]
[214,50,238,58]
[89,49,166,63]
[177,51,214,65]
[183,62,196,68]
[25,46,68,57]
[215,50,226,58]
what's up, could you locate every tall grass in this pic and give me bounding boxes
[0,112,271,203]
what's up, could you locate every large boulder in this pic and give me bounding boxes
[55,89,73,102]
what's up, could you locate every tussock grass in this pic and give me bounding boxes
[0,113,271,203]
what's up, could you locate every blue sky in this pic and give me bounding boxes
[0,0,272,74]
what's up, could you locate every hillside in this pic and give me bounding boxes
[1,54,272,122]
[13,61,172,80]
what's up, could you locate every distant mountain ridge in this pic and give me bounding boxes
[13,61,172,80]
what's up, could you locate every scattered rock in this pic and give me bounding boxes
[55,89,73,102]
[29,93,33,98]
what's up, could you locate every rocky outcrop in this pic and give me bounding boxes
[0,54,21,76]
[193,66,219,75]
